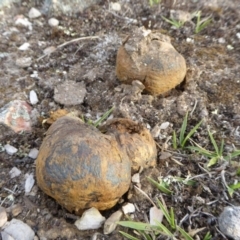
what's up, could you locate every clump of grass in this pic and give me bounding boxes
[172,111,202,149]
[118,196,200,240]
[193,11,212,34]
[188,129,240,167]
[82,106,114,127]
[162,16,185,28]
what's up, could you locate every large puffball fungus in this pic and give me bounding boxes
[36,116,131,215]
[116,27,187,95]
[36,116,157,215]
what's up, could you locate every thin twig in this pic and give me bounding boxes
[37,35,99,61]
[134,185,156,207]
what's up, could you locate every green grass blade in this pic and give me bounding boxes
[119,231,139,240]
[172,130,177,149]
[140,231,154,240]
[177,226,194,240]
[147,177,172,195]
[203,231,212,240]
[219,139,224,156]
[208,130,219,155]
[182,120,203,147]
[187,146,214,158]
[170,207,176,229]
[155,221,174,237]
[118,221,152,231]
[207,156,219,167]
[227,150,240,159]
[93,106,114,127]
[180,112,188,147]
[198,18,211,32]
[229,182,240,190]
[156,199,172,226]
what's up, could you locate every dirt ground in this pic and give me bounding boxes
[0,0,240,239]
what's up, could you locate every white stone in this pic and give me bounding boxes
[16,57,32,68]
[104,210,123,234]
[2,218,35,240]
[29,90,39,105]
[236,33,240,39]
[0,207,8,228]
[15,16,32,31]
[218,37,225,44]
[4,144,18,155]
[28,148,39,159]
[9,167,21,178]
[110,2,121,11]
[219,206,240,240]
[28,7,41,19]
[131,173,140,183]
[186,38,194,43]
[149,206,163,226]
[160,122,170,130]
[74,207,105,230]
[122,203,135,214]
[25,173,35,193]
[48,18,59,27]
[18,43,30,51]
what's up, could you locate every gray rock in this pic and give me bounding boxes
[104,210,123,234]
[218,206,240,240]
[54,81,86,106]
[28,148,39,159]
[16,57,32,68]
[2,218,35,240]
[4,144,18,155]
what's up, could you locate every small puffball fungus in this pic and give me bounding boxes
[100,118,157,172]
[116,27,187,95]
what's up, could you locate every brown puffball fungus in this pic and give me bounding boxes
[36,116,131,215]
[36,116,156,215]
[100,118,157,172]
[116,27,187,95]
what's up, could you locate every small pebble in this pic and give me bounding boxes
[43,46,56,55]
[29,90,39,105]
[0,207,8,228]
[25,173,35,193]
[4,144,18,155]
[122,203,135,214]
[16,57,32,68]
[110,2,121,11]
[2,218,35,240]
[28,148,39,159]
[236,33,240,39]
[18,42,30,51]
[149,206,163,226]
[48,18,59,27]
[28,7,41,18]
[160,122,170,130]
[6,204,23,217]
[104,210,123,234]
[9,167,21,178]
[15,15,32,30]
[74,207,105,230]
[131,173,140,183]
